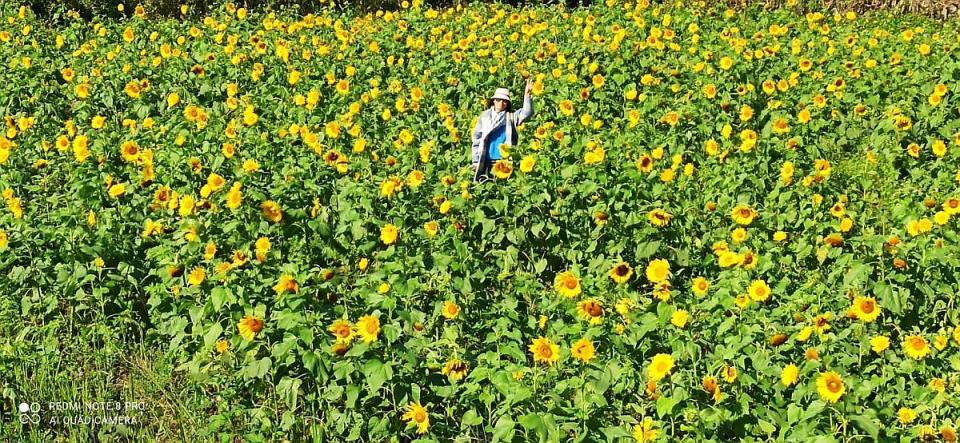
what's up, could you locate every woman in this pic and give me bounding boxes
[471,79,535,182]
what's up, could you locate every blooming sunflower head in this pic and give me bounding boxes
[647,209,673,227]
[816,371,845,403]
[492,159,513,179]
[731,204,757,226]
[647,353,674,381]
[851,296,881,323]
[553,271,582,298]
[380,223,399,245]
[570,338,596,363]
[441,300,460,319]
[636,154,654,172]
[576,299,604,325]
[632,417,659,442]
[356,315,381,343]
[691,277,710,296]
[441,359,469,381]
[237,315,264,341]
[272,274,299,295]
[903,334,930,359]
[401,401,429,434]
[747,279,771,302]
[608,261,633,284]
[328,319,353,344]
[528,336,560,365]
[645,259,671,284]
[260,200,282,223]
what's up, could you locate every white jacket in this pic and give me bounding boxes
[471,93,535,166]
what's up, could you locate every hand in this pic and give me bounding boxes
[525,79,533,95]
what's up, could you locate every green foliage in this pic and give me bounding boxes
[1,0,960,441]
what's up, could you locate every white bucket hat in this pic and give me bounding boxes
[491,87,511,101]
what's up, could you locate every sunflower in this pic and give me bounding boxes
[830,202,845,218]
[593,211,609,226]
[441,300,460,319]
[893,114,912,131]
[943,197,960,215]
[401,401,429,434]
[124,80,142,98]
[108,183,126,198]
[897,407,917,424]
[731,204,757,225]
[441,359,469,381]
[747,280,771,302]
[647,209,672,227]
[903,334,930,359]
[260,200,282,223]
[722,365,738,383]
[328,319,354,343]
[553,271,582,298]
[632,417,659,442]
[576,299,604,325]
[851,296,881,323]
[608,261,633,284]
[325,121,341,138]
[356,315,380,343]
[691,277,710,296]
[187,266,205,286]
[781,364,799,386]
[943,425,958,442]
[780,162,795,185]
[520,155,536,173]
[771,118,790,134]
[636,154,654,172]
[718,251,742,268]
[272,274,298,295]
[335,79,349,95]
[653,281,672,302]
[666,308,687,327]
[935,334,949,351]
[570,338,596,363]
[719,56,734,70]
[528,336,560,365]
[492,159,513,179]
[120,140,140,162]
[424,221,439,237]
[380,223,399,245]
[225,184,243,209]
[645,259,671,284]
[702,83,717,98]
[323,149,344,166]
[215,338,229,354]
[929,378,946,393]
[731,227,747,243]
[870,335,890,353]
[584,145,605,164]
[702,376,718,395]
[647,353,674,381]
[814,313,832,334]
[816,371,845,403]
[407,170,425,187]
[237,315,264,341]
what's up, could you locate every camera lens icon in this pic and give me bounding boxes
[18,402,40,425]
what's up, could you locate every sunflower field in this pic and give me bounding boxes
[2,0,960,440]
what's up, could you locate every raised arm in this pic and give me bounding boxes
[513,79,534,125]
